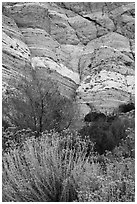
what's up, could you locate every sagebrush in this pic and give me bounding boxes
[2,129,135,202]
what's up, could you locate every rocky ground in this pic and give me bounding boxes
[2,2,135,128]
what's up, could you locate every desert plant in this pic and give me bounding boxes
[79,117,126,154]
[2,69,74,133]
[112,128,135,159]
[84,111,107,123]
[2,131,89,202]
[75,150,135,202]
[2,129,135,202]
[2,128,37,153]
[118,102,135,113]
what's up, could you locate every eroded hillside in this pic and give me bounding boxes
[2,2,135,127]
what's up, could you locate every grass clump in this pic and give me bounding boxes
[2,130,87,202]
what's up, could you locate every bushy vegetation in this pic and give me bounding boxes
[118,102,135,113]
[2,128,135,202]
[2,69,74,132]
[2,130,87,202]
[77,156,135,202]
[2,68,135,202]
[80,117,127,154]
[2,128,37,153]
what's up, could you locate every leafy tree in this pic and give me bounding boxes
[2,69,73,133]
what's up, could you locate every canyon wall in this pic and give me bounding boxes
[2,2,135,128]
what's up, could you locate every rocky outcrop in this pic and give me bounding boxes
[2,13,31,80]
[2,2,135,127]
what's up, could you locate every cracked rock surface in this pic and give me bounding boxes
[2,2,135,126]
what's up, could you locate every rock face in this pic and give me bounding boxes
[2,2,135,128]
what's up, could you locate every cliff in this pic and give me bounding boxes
[2,2,135,127]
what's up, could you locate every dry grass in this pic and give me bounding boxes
[2,130,135,202]
[2,131,87,202]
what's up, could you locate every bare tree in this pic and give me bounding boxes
[2,69,74,133]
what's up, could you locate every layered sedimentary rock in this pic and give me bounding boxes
[77,31,135,113]
[2,13,31,79]
[2,2,135,126]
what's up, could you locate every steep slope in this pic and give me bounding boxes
[2,2,135,127]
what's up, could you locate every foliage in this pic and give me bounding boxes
[2,128,37,153]
[2,70,74,132]
[2,128,92,156]
[118,102,135,113]
[84,111,106,122]
[2,129,135,202]
[112,128,135,159]
[76,156,135,202]
[79,117,127,154]
[2,131,87,202]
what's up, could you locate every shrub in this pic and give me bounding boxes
[58,129,94,154]
[118,103,135,113]
[2,129,135,202]
[84,111,106,122]
[112,128,135,159]
[79,117,126,154]
[77,157,135,202]
[2,131,88,202]
[2,69,74,133]
[2,128,38,153]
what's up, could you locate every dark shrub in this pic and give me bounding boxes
[118,103,135,113]
[80,117,126,155]
[84,112,106,122]
[106,114,118,123]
